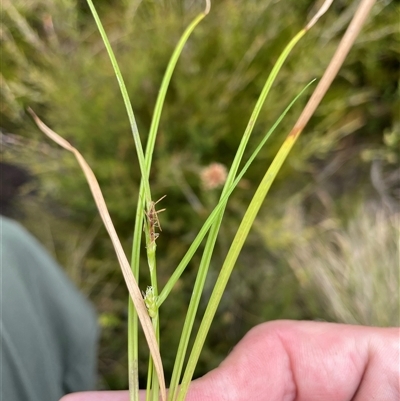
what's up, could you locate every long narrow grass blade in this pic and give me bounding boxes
[158,80,314,308]
[85,0,151,202]
[145,2,211,176]
[127,299,139,401]
[84,4,154,393]
[128,2,211,399]
[169,3,334,396]
[168,23,310,401]
[28,109,167,401]
[177,0,376,399]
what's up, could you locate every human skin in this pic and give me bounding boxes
[60,320,400,401]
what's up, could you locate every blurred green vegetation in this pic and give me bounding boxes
[2,0,399,390]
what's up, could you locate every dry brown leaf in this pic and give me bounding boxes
[28,108,167,401]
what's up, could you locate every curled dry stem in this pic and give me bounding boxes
[204,0,211,15]
[306,0,335,30]
[28,108,167,401]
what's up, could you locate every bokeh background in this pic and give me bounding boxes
[2,0,399,390]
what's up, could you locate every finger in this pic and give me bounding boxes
[185,320,397,401]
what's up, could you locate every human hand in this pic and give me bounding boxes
[60,320,399,401]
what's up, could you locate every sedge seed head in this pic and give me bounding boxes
[143,286,157,318]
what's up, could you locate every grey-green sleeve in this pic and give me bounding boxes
[0,216,99,401]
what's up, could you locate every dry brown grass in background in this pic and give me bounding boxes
[289,205,399,327]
